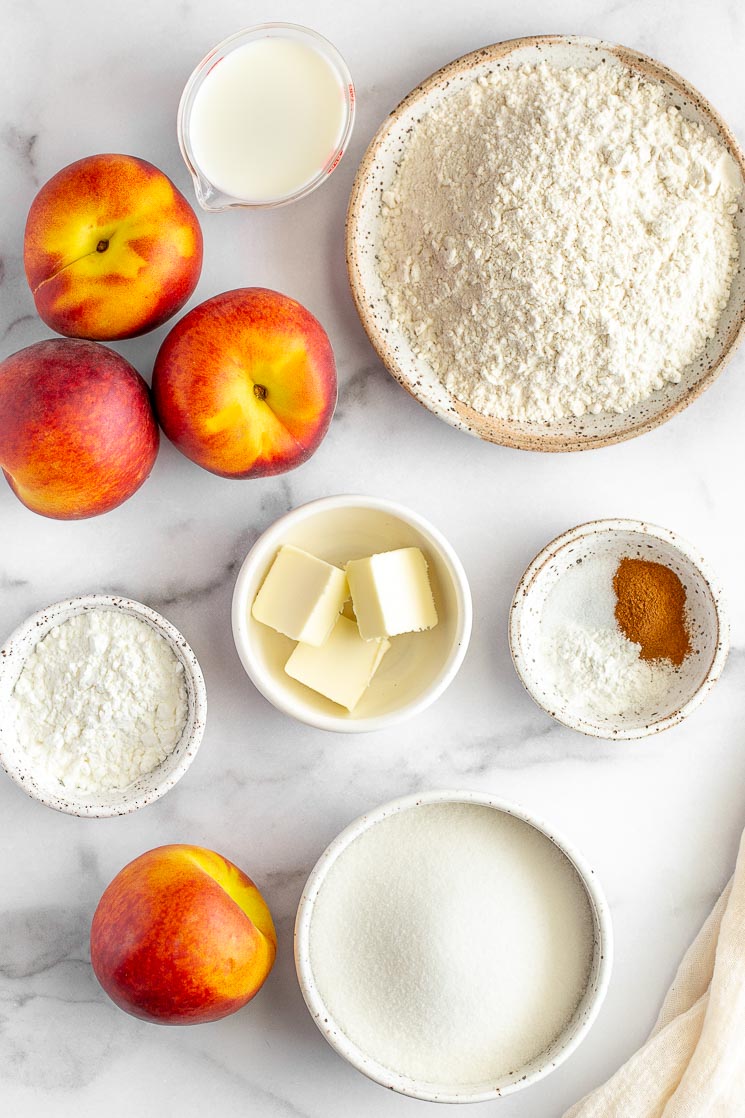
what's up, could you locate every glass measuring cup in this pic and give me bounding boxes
[177,23,356,212]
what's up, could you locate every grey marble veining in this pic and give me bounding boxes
[2,0,745,1115]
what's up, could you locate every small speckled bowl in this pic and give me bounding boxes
[231,495,472,732]
[347,35,745,451]
[509,520,729,739]
[0,595,207,817]
[294,789,613,1103]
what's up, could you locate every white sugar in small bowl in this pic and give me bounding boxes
[295,789,612,1103]
[510,520,729,740]
[232,495,472,732]
[0,595,207,817]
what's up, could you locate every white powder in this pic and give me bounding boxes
[11,610,188,793]
[544,623,677,718]
[380,62,741,422]
[539,555,680,719]
[309,802,594,1085]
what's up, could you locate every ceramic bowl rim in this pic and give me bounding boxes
[508,518,730,740]
[345,34,745,451]
[294,787,613,1103]
[0,594,207,817]
[231,494,472,733]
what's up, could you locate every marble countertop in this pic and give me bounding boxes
[2,1,744,1115]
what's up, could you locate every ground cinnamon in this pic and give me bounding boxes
[613,557,690,666]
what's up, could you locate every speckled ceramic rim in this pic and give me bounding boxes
[294,789,613,1103]
[0,594,207,817]
[346,34,745,451]
[178,22,356,212]
[509,519,730,740]
[231,494,472,733]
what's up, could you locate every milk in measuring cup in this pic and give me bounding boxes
[187,36,347,203]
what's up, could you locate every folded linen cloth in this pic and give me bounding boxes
[564,828,745,1118]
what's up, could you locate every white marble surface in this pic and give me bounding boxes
[1,1,744,1114]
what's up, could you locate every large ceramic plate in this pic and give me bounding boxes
[346,36,745,451]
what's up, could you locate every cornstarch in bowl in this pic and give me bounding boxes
[0,595,206,816]
[296,792,611,1102]
[11,610,188,792]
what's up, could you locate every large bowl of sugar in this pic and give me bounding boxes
[295,790,612,1102]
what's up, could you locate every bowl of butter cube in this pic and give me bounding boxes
[231,494,472,731]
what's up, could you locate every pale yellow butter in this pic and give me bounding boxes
[252,545,348,646]
[285,615,390,711]
[346,547,438,641]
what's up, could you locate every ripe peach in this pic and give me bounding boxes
[151,288,336,478]
[24,154,203,340]
[0,338,158,519]
[90,845,277,1025]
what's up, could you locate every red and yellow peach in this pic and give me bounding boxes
[24,154,203,340]
[90,845,277,1025]
[152,287,336,478]
[0,338,158,519]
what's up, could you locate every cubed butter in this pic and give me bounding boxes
[285,615,390,711]
[252,545,348,646]
[346,547,438,640]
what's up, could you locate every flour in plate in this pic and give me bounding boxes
[379,62,742,422]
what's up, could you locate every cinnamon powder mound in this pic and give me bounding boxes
[613,558,691,666]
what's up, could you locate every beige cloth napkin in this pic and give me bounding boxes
[564,828,745,1118]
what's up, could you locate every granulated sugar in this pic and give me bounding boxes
[308,802,594,1085]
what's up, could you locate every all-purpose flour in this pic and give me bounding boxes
[309,802,594,1085]
[11,610,188,792]
[380,62,741,422]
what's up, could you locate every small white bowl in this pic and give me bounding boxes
[231,495,472,732]
[510,520,729,739]
[0,595,207,817]
[294,789,613,1103]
